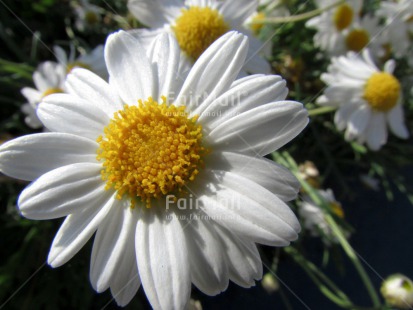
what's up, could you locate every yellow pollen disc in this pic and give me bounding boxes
[172,6,229,60]
[96,97,206,208]
[250,12,266,34]
[85,11,99,25]
[345,29,370,52]
[330,202,344,218]
[41,87,64,99]
[363,72,401,112]
[66,61,92,74]
[333,4,354,31]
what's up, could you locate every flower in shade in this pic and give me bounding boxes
[381,274,413,309]
[21,61,66,129]
[127,0,271,75]
[317,49,409,150]
[0,31,308,308]
[305,0,362,55]
[73,0,103,32]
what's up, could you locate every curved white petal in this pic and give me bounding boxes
[0,133,98,181]
[219,0,258,26]
[387,103,409,139]
[18,163,104,220]
[65,68,123,116]
[207,101,308,156]
[198,75,287,130]
[38,93,108,140]
[127,0,181,28]
[48,193,117,268]
[136,207,191,310]
[184,215,228,295]
[90,203,138,293]
[175,31,248,115]
[366,113,387,151]
[196,171,300,246]
[105,30,156,105]
[148,33,184,101]
[345,105,371,140]
[207,151,299,201]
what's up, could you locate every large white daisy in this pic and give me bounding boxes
[306,0,362,55]
[317,49,409,151]
[21,61,66,129]
[127,0,271,75]
[0,31,308,308]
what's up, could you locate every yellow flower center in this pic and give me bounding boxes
[41,87,64,99]
[85,11,99,25]
[333,4,354,31]
[330,202,344,218]
[172,6,229,60]
[345,29,370,52]
[96,97,206,208]
[250,12,266,34]
[66,61,92,74]
[363,72,401,112]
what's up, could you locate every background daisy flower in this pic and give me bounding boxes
[73,0,103,32]
[0,31,308,308]
[317,49,409,150]
[21,61,66,129]
[306,0,362,55]
[127,0,271,74]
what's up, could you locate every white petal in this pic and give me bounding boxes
[21,87,41,104]
[148,33,183,101]
[136,208,191,310]
[184,216,228,295]
[48,193,116,267]
[38,93,109,140]
[105,30,156,104]
[219,0,257,25]
[387,103,409,139]
[345,105,371,140]
[207,101,308,156]
[334,103,358,131]
[196,171,300,246]
[65,68,122,116]
[90,203,138,293]
[207,151,299,201]
[214,224,262,287]
[198,75,287,130]
[0,133,98,181]
[127,0,181,28]
[175,31,248,114]
[18,163,104,220]
[366,113,388,151]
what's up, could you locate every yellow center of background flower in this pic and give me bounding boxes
[66,61,92,73]
[330,201,344,218]
[41,87,64,98]
[172,6,229,60]
[85,11,99,25]
[250,12,266,34]
[345,29,369,52]
[333,4,353,31]
[96,97,205,208]
[363,72,400,112]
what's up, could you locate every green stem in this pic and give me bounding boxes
[308,106,337,117]
[250,0,345,24]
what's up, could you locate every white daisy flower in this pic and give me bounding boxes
[21,61,66,129]
[298,189,347,245]
[0,31,308,308]
[377,0,413,58]
[317,49,409,151]
[73,0,103,32]
[54,44,108,80]
[306,0,362,55]
[127,0,271,75]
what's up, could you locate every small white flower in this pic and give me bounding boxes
[127,0,271,75]
[54,44,107,80]
[377,0,413,58]
[381,274,413,309]
[21,61,66,129]
[317,49,409,151]
[73,0,103,32]
[306,0,362,55]
[0,31,308,308]
[298,189,347,245]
